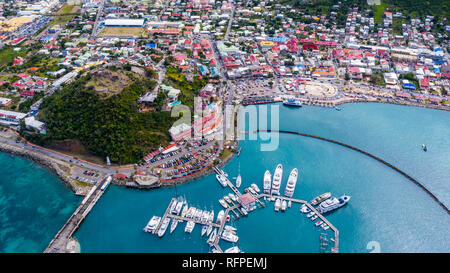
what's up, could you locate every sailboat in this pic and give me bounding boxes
[236,174,241,188]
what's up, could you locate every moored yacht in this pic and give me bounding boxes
[157,218,170,237]
[216,174,228,187]
[170,219,179,234]
[224,246,242,253]
[143,216,161,233]
[271,164,283,195]
[201,225,208,236]
[274,198,281,211]
[317,195,351,214]
[281,200,287,211]
[236,174,241,188]
[284,168,298,198]
[251,183,260,193]
[219,199,228,208]
[263,170,272,194]
[185,221,195,233]
[310,192,332,206]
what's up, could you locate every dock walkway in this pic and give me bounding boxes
[44,176,111,253]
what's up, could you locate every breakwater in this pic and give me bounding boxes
[258,129,449,214]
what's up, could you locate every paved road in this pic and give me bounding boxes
[90,0,106,39]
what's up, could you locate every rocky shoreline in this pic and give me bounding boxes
[0,141,91,196]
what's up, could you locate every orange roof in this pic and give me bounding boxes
[27,67,39,71]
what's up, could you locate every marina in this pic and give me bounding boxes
[144,166,340,253]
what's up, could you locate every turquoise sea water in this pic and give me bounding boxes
[0,153,80,253]
[75,103,450,253]
[1,102,449,253]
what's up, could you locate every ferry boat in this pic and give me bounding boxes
[143,216,161,233]
[315,220,323,227]
[271,164,283,195]
[274,198,281,211]
[216,210,225,224]
[216,174,228,187]
[251,183,261,193]
[263,170,272,194]
[283,98,302,107]
[281,200,287,211]
[185,221,195,233]
[170,219,179,234]
[158,218,171,237]
[224,246,242,253]
[317,195,351,214]
[206,225,213,236]
[310,192,332,206]
[236,174,241,188]
[201,225,208,236]
[284,168,298,198]
[219,199,228,208]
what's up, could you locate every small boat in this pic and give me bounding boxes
[170,219,179,234]
[226,215,230,222]
[201,225,208,236]
[306,211,315,218]
[219,199,228,208]
[237,148,242,157]
[224,246,242,253]
[208,210,214,223]
[207,228,217,246]
[170,200,178,214]
[320,223,328,230]
[335,106,342,111]
[185,207,194,218]
[281,200,287,211]
[274,199,281,211]
[315,220,323,227]
[143,216,161,233]
[216,210,225,224]
[185,221,195,233]
[236,174,241,188]
[201,211,209,223]
[181,204,189,217]
[310,192,332,206]
[311,215,318,221]
[288,200,292,208]
[222,231,239,243]
[228,193,237,202]
[251,183,261,193]
[224,196,232,204]
[300,204,311,213]
[225,225,237,232]
[175,201,184,215]
[216,174,228,187]
[206,225,213,236]
[263,170,272,194]
[422,144,427,151]
[157,218,170,237]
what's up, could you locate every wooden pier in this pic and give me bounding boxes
[44,176,112,253]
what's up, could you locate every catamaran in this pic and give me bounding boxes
[271,164,283,195]
[263,170,272,194]
[284,168,298,198]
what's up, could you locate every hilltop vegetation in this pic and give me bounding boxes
[23,71,175,164]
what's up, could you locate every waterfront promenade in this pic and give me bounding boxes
[44,176,111,253]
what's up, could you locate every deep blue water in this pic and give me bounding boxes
[1,102,449,253]
[74,102,450,253]
[0,153,80,253]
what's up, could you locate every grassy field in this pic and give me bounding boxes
[0,46,26,67]
[85,69,132,97]
[47,4,80,27]
[99,27,144,37]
